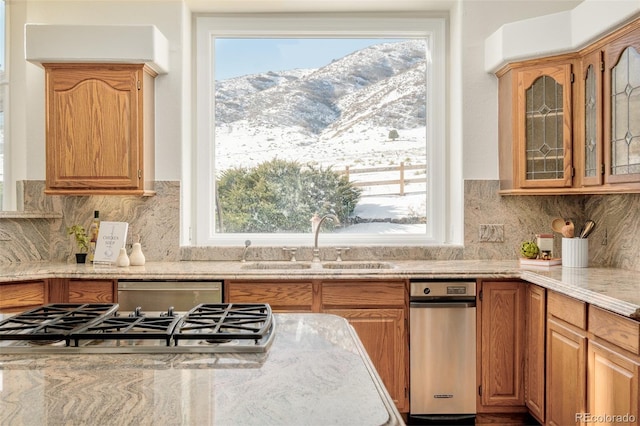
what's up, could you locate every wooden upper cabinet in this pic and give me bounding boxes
[498,17,640,194]
[498,58,575,193]
[44,63,156,195]
[577,49,605,188]
[517,63,574,189]
[603,21,640,186]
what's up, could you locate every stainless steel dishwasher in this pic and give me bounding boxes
[117,280,222,311]
[409,280,476,424]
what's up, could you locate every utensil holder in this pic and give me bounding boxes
[562,238,588,268]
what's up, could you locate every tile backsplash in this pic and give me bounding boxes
[1,180,638,271]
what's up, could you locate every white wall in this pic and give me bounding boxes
[7,0,597,236]
[9,1,185,186]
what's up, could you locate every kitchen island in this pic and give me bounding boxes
[0,313,403,426]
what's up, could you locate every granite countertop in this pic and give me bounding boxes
[0,313,403,426]
[1,259,640,319]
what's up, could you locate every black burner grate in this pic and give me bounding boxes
[0,304,118,342]
[173,303,272,344]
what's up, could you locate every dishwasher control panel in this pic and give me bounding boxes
[409,280,476,300]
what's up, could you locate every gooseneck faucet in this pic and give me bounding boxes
[241,239,251,263]
[312,214,339,262]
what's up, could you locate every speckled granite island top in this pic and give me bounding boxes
[1,259,640,319]
[0,313,403,426]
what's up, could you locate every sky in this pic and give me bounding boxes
[214,38,402,80]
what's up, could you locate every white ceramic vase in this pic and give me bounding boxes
[129,242,146,266]
[115,247,130,267]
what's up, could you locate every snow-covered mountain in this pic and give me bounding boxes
[214,40,427,170]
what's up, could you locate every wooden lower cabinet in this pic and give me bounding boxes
[587,306,640,425]
[325,308,407,411]
[587,340,640,425]
[546,317,587,426]
[225,279,408,413]
[322,280,407,412]
[525,284,546,423]
[49,278,116,303]
[546,291,588,426]
[477,281,527,412]
[0,280,48,312]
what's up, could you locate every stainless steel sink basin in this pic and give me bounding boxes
[240,261,395,270]
[240,262,313,270]
[321,261,395,269]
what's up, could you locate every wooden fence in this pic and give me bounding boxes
[340,162,427,196]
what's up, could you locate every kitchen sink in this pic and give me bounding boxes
[240,262,313,270]
[240,261,395,270]
[321,261,395,269]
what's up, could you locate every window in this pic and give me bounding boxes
[195,14,446,246]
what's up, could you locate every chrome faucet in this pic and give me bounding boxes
[312,214,339,262]
[241,239,251,263]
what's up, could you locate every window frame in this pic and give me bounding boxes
[194,13,447,246]
[0,0,6,211]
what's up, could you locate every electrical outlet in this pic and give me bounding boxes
[479,224,504,242]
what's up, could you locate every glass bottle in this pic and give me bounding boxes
[88,210,100,262]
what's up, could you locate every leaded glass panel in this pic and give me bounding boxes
[611,46,640,175]
[525,75,564,180]
[585,64,597,177]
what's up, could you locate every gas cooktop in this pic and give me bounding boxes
[0,303,275,354]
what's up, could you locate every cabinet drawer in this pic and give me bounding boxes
[322,281,405,307]
[227,281,314,309]
[68,280,115,303]
[548,291,587,329]
[0,281,46,310]
[589,306,640,355]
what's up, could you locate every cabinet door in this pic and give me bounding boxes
[588,340,640,425]
[516,63,574,189]
[479,281,526,410]
[578,49,605,187]
[324,308,408,413]
[546,317,587,426]
[525,285,546,423]
[604,27,640,185]
[225,280,315,312]
[44,63,154,195]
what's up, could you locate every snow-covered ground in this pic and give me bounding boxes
[215,127,427,233]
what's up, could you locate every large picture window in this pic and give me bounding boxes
[195,14,446,246]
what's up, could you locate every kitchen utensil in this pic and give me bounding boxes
[551,218,565,234]
[580,220,596,239]
[561,221,574,238]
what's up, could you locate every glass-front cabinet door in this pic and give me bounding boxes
[604,29,640,184]
[516,63,574,189]
[579,50,604,187]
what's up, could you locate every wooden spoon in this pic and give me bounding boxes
[551,218,565,234]
[561,221,575,238]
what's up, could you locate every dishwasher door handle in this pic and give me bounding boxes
[410,301,476,308]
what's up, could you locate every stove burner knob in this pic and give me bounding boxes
[130,306,143,317]
[168,307,175,316]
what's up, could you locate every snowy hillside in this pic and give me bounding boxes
[214,40,427,171]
